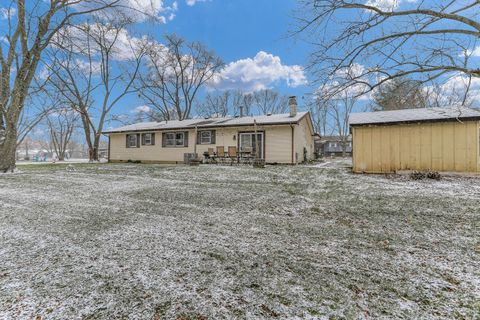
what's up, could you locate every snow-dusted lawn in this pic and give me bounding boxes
[0,163,478,319]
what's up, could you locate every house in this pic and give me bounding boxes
[314,135,352,157]
[349,107,480,173]
[103,97,315,164]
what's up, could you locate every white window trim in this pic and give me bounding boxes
[200,131,212,144]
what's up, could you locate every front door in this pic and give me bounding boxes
[239,132,264,159]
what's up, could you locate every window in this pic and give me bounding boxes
[197,130,215,145]
[200,131,212,144]
[163,131,188,147]
[165,133,175,146]
[175,132,184,146]
[143,133,154,146]
[127,134,137,148]
[330,142,337,148]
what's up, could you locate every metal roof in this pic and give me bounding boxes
[103,112,309,134]
[349,107,480,126]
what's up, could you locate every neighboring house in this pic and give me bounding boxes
[314,135,352,157]
[103,97,315,164]
[349,107,480,173]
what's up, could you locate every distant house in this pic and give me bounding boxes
[103,97,315,164]
[314,135,352,157]
[349,107,480,173]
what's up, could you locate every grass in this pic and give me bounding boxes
[0,162,479,319]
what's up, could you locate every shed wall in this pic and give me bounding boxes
[352,121,480,173]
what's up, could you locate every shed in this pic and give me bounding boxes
[349,107,480,173]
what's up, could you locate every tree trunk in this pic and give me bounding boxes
[88,136,100,162]
[0,125,18,172]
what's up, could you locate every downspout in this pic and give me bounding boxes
[107,134,111,163]
[290,124,295,164]
[194,125,198,159]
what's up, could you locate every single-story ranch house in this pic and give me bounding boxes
[350,107,480,173]
[104,97,315,164]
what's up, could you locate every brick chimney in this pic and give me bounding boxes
[239,106,244,117]
[289,96,297,117]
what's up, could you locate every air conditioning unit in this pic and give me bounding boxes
[184,153,198,164]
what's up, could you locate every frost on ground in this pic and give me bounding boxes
[0,163,479,319]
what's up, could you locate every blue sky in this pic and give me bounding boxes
[120,0,313,115]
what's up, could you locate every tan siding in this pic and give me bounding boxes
[294,117,315,163]
[266,126,293,163]
[352,120,480,173]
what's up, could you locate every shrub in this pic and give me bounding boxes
[426,170,441,180]
[410,170,441,181]
[410,171,425,180]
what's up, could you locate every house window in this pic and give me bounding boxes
[165,133,175,147]
[163,131,188,147]
[200,131,212,144]
[175,132,185,146]
[127,134,137,148]
[143,133,153,145]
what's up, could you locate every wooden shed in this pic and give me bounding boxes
[349,107,480,173]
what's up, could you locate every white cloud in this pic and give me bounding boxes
[75,0,178,23]
[0,7,16,19]
[186,0,209,6]
[365,0,417,11]
[133,105,151,113]
[425,74,480,108]
[210,51,308,92]
[319,63,372,100]
[467,46,480,57]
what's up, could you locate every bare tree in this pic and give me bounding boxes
[425,75,477,108]
[314,65,363,156]
[0,0,136,172]
[46,107,79,161]
[322,90,357,157]
[137,34,224,121]
[296,0,480,99]
[308,97,330,136]
[252,89,289,115]
[196,90,254,118]
[47,20,147,161]
[197,91,232,118]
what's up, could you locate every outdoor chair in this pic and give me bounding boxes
[227,146,238,165]
[216,146,226,164]
[206,148,216,164]
[240,147,253,165]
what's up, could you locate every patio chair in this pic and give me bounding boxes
[216,146,226,164]
[227,146,238,165]
[205,147,216,164]
[240,146,253,165]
